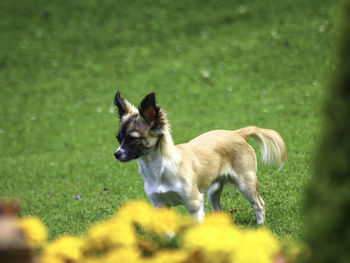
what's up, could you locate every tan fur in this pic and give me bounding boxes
[121,101,138,120]
[162,127,285,191]
[148,124,285,223]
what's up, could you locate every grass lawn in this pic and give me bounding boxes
[0,0,337,240]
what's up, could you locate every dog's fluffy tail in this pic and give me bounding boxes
[237,126,286,171]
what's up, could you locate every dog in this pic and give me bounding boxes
[114,91,286,224]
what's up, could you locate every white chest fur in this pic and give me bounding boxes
[137,151,184,207]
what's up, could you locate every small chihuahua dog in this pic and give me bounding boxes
[114,91,286,224]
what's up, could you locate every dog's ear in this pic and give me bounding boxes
[139,92,160,128]
[114,91,134,120]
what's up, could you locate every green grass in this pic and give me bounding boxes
[0,0,337,240]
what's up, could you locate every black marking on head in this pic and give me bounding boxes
[117,114,138,143]
[115,114,152,162]
[114,92,168,162]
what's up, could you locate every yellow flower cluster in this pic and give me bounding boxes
[15,216,48,249]
[116,200,191,236]
[16,200,303,263]
[41,235,85,263]
[182,213,280,263]
[87,217,137,250]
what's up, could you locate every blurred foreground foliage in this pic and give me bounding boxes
[15,200,305,263]
[304,1,350,262]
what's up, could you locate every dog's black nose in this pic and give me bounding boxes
[114,151,122,160]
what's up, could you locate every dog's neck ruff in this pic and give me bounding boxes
[137,144,183,207]
[158,132,176,159]
[138,125,178,171]
[137,143,181,182]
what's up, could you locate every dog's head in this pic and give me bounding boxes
[114,91,167,162]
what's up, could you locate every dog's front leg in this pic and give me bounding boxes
[185,192,205,222]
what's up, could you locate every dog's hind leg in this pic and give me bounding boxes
[235,170,266,224]
[207,180,224,211]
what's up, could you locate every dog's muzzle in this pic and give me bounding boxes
[114,151,123,160]
[114,147,131,162]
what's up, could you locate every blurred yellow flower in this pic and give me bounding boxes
[103,247,142,263]
[148,249,189,263]
[116,200,154,228]
[232,228,280,263]
[116,200,190,236]
[82,258,102,263]
[203,212,233,226]
[149,207,191,235]
[15,216,48,248]
[87,217,136,251]
[182,213,242,263]
[41,235,85,263]
[182,213,281,263]
[15,200,285,263]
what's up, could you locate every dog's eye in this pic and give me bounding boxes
[126,131,140,142]
[127,135,138,142]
